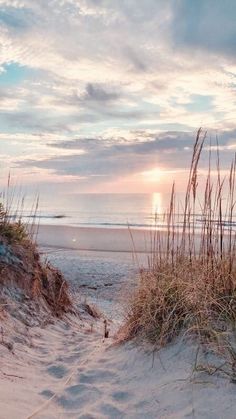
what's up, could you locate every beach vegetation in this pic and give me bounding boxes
[0,182,72,319]
[0,202,27,243]
[122,129,236,361]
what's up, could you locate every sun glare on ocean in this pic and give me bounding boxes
[152,192,162,215]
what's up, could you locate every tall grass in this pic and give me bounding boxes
[0,175,39,243]
[122,129,236,351]
[0,177,72,315]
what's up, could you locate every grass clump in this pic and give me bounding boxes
[123,129,236,351]
[0,183,72,317]
[0,182,29,244]
[0,206,27,243]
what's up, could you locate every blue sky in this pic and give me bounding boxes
[0,63,31,85]
[0,0,236,195]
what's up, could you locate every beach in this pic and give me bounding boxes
[35,224,155,253]
[0,224,235,419]
[1,0,235,417]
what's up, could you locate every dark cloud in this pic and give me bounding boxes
[124,46,148,72]
[42,82,123,115]
[14,131,202,179]
[48,131,195,153]
[0,111,72,133]
[17,129,236,184]
[85,83,120,102]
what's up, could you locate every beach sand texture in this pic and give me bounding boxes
[1,227,236,418]
[35,225,154,253]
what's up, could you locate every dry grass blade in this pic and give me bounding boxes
[121,129,236,369]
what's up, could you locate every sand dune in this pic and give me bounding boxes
[1,245,235,418]
[2,311,235,419]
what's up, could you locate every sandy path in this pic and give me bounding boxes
[3,316,235,419]
[1,248,236,419]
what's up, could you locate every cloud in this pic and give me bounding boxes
[123,46,148,72]
[0,0,236,192]
[84,83,120,102]
[14,129,234,182]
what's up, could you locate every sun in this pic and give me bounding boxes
[141,168,163,183]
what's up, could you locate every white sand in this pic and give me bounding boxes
[1,226,236,418]
[2,311,232,419]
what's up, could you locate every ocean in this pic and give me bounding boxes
[23,193,167,228]
[19,193,169,229]
[15,192,236,231]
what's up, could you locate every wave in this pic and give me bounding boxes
[11,214,236,230]
[196,218,236,226]
[8,214,68,219]
[71,221,199,229]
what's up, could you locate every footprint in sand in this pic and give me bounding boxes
[78,368,117,384]
[56,384,101,409]
[47,364,68,378]
[111,390,133,403]
[66,383,92,396]
[97,402,124,417]
[40,389,54,398]
[56,351,81,364]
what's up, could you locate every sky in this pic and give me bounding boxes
[0,0,236,200]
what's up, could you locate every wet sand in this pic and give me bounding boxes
[36,224,157,252]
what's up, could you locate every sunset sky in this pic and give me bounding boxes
[0,0,236,197]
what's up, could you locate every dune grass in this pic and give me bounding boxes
[0,180,72,316]
[0,201,28,243]
[122,129,236,355]
[0,176,37,244]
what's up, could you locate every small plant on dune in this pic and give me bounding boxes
[0,203,5,220]
[0,180,72,316]
[0,218,27,243]
[122,129,236,358]
[0,201,28,243]
[0,175,38,244]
